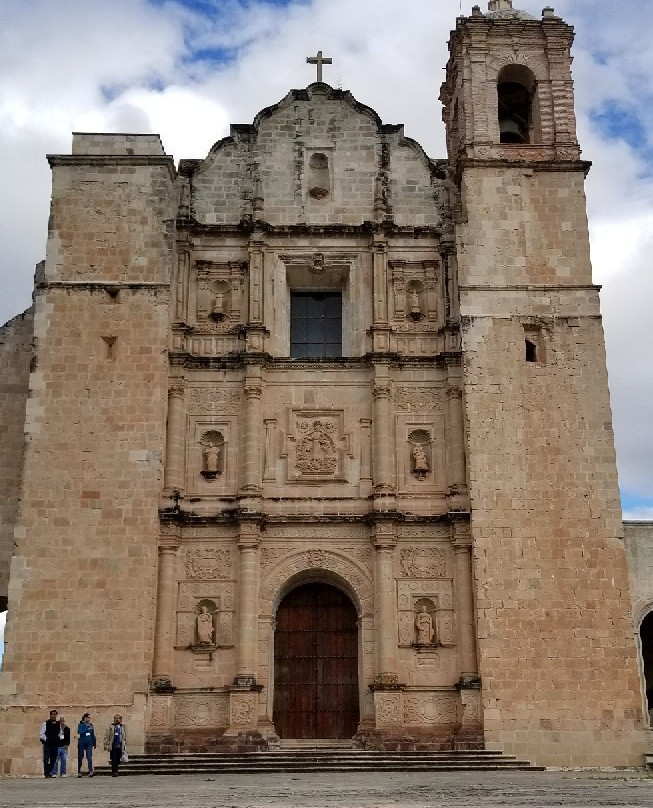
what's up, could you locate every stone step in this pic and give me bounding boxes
[94,749,544,776]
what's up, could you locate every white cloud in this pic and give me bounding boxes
[0,0,651,507]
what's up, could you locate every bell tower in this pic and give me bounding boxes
[441,2,648,767]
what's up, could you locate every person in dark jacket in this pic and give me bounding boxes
[77,713,96,777]
[50,716,70,777]
[39,709,60,777]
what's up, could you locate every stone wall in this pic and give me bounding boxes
[0,136,176,775]
[624,521,653,624]
[457,163,648,767]
[0,309,33,608]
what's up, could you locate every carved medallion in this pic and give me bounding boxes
[188,388,241,415]
[400,547,447,578]
[295,420,337,475]
[394,387,443,413]
[185,547,232,580]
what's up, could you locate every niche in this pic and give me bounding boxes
[408,429,432,479]
[209,280,230,321]
[406,281,425,321]
[200,430,224,479]
[308,152,330,199]
[414,597,437,646]
[497,64,539,144]
[193,599,217,648]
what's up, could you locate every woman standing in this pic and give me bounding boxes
[77,712,96,777]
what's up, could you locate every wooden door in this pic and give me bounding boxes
[273,583,359,738]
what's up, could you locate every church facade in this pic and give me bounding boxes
[0,1,650,772]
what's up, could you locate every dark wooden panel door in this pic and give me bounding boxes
[273,583,359,739]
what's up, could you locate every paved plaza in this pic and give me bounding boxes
[1,770,652,808]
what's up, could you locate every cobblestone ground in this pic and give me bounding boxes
[1,771,652,808]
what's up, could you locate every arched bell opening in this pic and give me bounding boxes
[272,577,360,739]
[497,65,539,144]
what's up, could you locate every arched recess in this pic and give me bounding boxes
[497,64,540,144]
[638,609,653,725]
[273,581,359,739]
[259,550,374,738]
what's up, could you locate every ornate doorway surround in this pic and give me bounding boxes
[273,582,359,738]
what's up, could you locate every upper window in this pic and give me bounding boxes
[290,292,342,358]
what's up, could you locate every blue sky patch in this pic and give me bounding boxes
[621,490,653,517]
[591,102,648,153]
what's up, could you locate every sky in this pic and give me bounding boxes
[0,0,652,656]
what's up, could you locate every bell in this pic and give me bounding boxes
[499,117,525,144]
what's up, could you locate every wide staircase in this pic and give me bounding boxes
[94,741,543,776]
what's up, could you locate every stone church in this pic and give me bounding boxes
[1,0,651,773]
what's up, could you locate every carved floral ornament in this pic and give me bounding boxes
[394,387,442,413]
[260,549,372,615]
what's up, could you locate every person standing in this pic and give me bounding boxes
[39,709,60,777]
[50,716,70,777]
[77,712,96,777]
[103,714,127,777]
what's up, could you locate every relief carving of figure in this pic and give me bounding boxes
[196,605,214,645]
[203,444,221,473]
[296,420,337,475]
[415,605,434,645]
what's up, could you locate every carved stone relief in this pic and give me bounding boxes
[148,696,172,729]
[188,388,241,415]
[403,692,459,725]
[414,598,437,645]
[260,549,372,615]
[400,548,448,578]
[394,387,443,413]
[174,694,229,727]
[374,692,402,725]
[284,409,352,482]
[185,548,232,580]
[296,420,337,474]
[230,693,258,727]
[460,689,482,727]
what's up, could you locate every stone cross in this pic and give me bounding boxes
[306,50,332,83]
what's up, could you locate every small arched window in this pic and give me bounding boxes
[497,65,538,144]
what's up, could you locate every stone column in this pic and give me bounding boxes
[372,364,395,511]
[163,385,185,496]
[370,236,391,353]
[446,386,466,493]
[239,365,263,510]
[245,233,266,352]
[453,522,478,679]
[234,522,261,686]
[372,525,398,687]
[151,540,179,689]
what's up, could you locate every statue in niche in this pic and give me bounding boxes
[210,292,225,320]
[202,444,221,475]
[196,605,215,645]
[409,287,423,321]
[412,443,430,477]
[415,604,435,645]
[201,431,224,479]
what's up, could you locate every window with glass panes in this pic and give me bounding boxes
[290,292,342,358]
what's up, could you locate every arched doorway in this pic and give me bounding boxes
[273,582,359,739]
[640,611,653,724]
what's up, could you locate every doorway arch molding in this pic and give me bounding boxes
[260,549,373,617]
